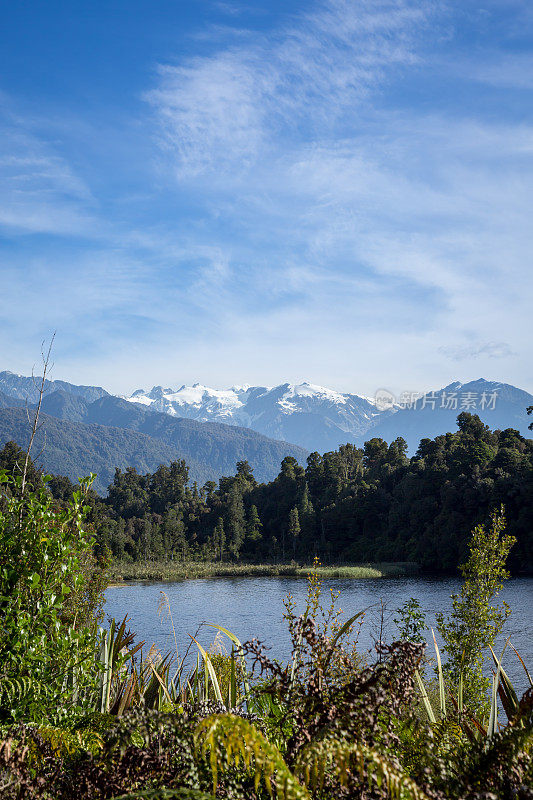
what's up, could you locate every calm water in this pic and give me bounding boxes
[105,576,533,694]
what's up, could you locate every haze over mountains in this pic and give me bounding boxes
[127,382,380,453]
[0,370,531,493]
[0,372,308,493]
[126,379,533,453]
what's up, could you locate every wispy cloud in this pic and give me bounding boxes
[1,0,532,396]
[460,53,533,90]
[138,0,532,394]
[439,342,516,361]
[0,105,98,236]
[146,0,432,176]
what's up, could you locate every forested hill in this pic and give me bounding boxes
[6,411,528,574]
[0,404,308,493]
[0,409,207,492]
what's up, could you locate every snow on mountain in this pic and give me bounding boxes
[2,369,531,458]
[127,383,252,422]
[124,377,533,454]
[124,381,383,452]
[277,382,347,412]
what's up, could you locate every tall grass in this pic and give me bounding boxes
[108,560,418,583]
[92,596,253,715]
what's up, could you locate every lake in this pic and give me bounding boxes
[105,575,533,694]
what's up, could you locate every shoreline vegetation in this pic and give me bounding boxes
[2,466,531,799]
[2,407,532,575]
[107,559,420,583]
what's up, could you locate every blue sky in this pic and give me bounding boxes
[1,0,532,396]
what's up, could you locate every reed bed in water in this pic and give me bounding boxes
[107,560,419,582]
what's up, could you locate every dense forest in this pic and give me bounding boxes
[0,396,308,492]
[2,412,532,573]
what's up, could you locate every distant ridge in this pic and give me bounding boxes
[0,407,191,494]
[125,378,533,453]
[0,370,108,404]
[0,372,308,493]
[366,379,533,453]
[0,371,531,492]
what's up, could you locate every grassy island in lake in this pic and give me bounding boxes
[107,560,419,583]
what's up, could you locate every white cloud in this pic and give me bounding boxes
[148,54,269,176]
[439,342,516,361]
[0,108,98,236]
[462,53,533,91]
[2,0,532,397]
[146,0,432,176]
[139,0,533,395]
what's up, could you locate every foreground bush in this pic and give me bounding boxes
[1,636,531,799]
[0,471,106,724]
[0,472,531,799]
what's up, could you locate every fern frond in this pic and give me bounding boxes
[36,724,104,756]
[293,737,434,800]
[430,719,464,750]
[0,675,34,703]
[195,713,310,800]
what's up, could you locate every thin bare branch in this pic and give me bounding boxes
[20,332,55,498]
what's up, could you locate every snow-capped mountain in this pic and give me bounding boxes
[125,381,386,452]
[1,370,531,470]
[129,383,252,423]
[367,378,533,453]
[125,378,533,453]
[0,372,309,491]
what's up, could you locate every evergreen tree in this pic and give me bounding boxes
[299,481,316,542]
[226,485,246,559]
[108,467,148,519]
[202,480,217,500]
[61,411,531,574]
[162,508,186,560]
[288,506,300,559]
[0,441,41,490]
[299,482,314,516]
[235,460,257,490]
[246,504,262,543]
[213,517,226,562]
[135,518,152,561]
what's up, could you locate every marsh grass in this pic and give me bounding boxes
[108,560,418,583]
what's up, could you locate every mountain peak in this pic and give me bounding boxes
[123,377,533,453]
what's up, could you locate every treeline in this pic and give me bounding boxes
[2,412,532,572]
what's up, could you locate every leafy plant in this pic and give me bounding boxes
[436,506,515,717]
[395,599,428,644]
[196,712,309,799]
[244,587,430,798]
[0,471,104,723]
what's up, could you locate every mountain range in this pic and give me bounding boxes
[125,379,533,453]
[0,372,307,493]
[0,371,531,493]
[127,382,381,453]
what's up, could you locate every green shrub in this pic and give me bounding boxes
[0,471,105,724]
[436,506,515,717]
